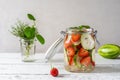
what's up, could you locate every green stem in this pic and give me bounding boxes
[25,42,31,57]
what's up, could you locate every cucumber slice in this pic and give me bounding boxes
[73,53,82,68]
[72,40,81,45]
[76,55,82,68]
[81,33,95,50]
[91,49,95,62]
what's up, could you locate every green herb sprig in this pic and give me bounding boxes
[11,14,45,45]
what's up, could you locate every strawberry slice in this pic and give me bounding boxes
[64,35,73,49]
[76,44,82,49]
[68,57,74,65]
[80,56,91,66]
[66,47,75,57]
[91,61,95,66]
[64,40,72,49]
[71,33,81,42]
[78,48,89,57]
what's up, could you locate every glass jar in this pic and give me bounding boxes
[20,39,36,62]
[63,27,96,72]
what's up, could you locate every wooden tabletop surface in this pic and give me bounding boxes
[0,53,120,80]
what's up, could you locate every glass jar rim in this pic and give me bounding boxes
[66,27,94,34]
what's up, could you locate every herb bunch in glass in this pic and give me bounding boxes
[11,14,45,61]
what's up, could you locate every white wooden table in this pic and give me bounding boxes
[0,53,120,80]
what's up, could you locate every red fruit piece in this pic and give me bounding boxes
[69,57,74,65]
[71,33,81,42]
[64,40,72,49]
[50,67,59,77]
[67,47,75,57]
[78,48,89,57]
[91,61,95,66]
[80,56,91,66]
[64,35,72,49]
[76,44,82,49]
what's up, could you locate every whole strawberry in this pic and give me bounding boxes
[50,67,59,77]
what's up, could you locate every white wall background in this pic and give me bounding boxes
[0,0,120,53]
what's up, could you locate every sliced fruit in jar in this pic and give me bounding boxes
[66,46,75,57]
[81,33,95,50]
[69,57,74,65]
[71,33,81,42]
[64,41,72,49]
[76,44,82,49]
[76,53,82,68]
[80,56,91,66]
[91,49,95,62]
[73,54,77,66]
[78,48,89,57]
[91,61,95,66]
[72,40,81,45]
[64,35,73,49]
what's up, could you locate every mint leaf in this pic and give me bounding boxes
[27,14,36,21]
[24,27,35,39]
[36,34,45,44]
[30,27,36,39]
[79,25,90,30]
[24,27,31,39]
